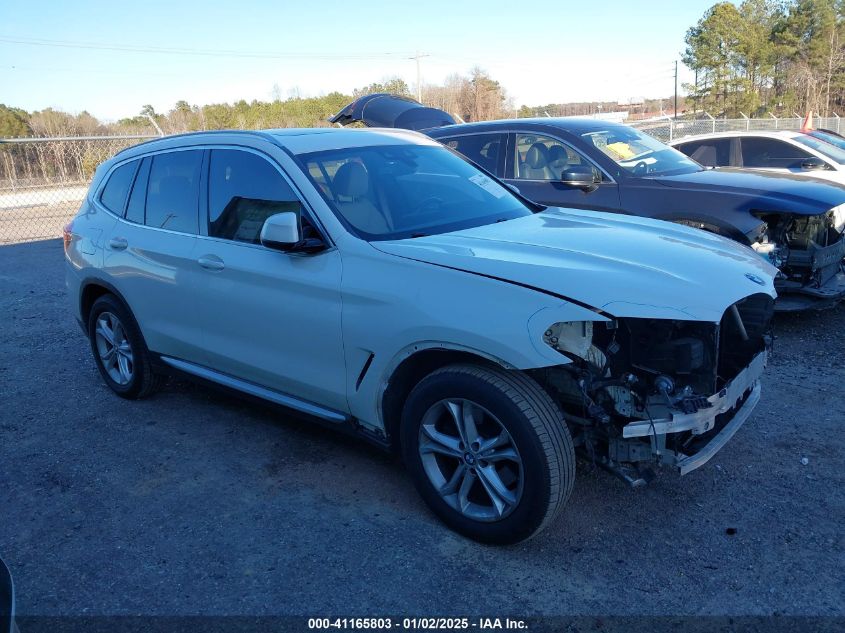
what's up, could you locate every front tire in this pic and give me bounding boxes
[87,294,164,399]
[400,364,575,544]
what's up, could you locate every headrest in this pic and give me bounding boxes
[548,145,568,163]
[333,162,369,198]
[524,143,549,169]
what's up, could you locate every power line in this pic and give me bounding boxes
[0,35,415,61]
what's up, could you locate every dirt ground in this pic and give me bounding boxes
[1,239,843,619]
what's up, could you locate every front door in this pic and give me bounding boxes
[192,147,347,412]
[504,132,622,212]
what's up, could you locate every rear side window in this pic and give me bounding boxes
[208,149,302,244]
[740,137,811,169]
[145,150,203,233]
[677,139,731,167]
[440,133,506,176]
[99,161,139,215]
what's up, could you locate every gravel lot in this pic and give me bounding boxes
[1,239,843,619]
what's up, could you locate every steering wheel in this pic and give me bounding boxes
[632,161,649,176]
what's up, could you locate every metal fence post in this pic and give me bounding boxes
[740,112,750,130]
[834,112,841,133]
[704,111,715,133]
[769,112,778,129]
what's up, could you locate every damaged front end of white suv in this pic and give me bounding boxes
[532,293,773,484]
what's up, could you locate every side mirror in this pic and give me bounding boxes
[561,165,598,190]
[800,157,828,171]
[260,212,301,251]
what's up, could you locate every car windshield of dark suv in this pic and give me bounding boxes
[582,127,702,177]
[297,144,532,241]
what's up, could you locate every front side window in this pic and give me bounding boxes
[100,161,139,216]
[208,150,302,243]
[676,138,732,167]
[514,133,600,181]
[582,126,701,177]
[297,144,532,241]
[740,137,812,169]
[440,133,505,175]
[144,150,203,234]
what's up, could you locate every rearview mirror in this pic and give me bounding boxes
[800,157,828,171]
[561,166,598,190]
[260,212,301,251]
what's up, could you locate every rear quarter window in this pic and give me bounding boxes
[99,161,139,215]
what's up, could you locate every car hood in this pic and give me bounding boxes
[373,208,778,322]
[653,168,845,214]
[329,93,456,131]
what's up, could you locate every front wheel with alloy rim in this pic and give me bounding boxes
[87,294,165,399]
[401,364,575,544]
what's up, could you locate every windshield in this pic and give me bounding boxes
[581,127,702,177]
[296,144,533,241]
[796,132,845,164]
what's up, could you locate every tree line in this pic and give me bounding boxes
[0,68,516,139]
[684,0,845,117]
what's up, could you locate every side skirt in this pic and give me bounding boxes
[156,355,392,452]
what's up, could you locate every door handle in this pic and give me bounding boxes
[197,255,225,271]
[108,237,128,250]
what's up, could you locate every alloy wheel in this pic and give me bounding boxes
[94,311,134,385]
[418,398,523,522]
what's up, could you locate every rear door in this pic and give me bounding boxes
[438,133,507,176]
[673,137,734,167]
[102,149,206,362]
[191,146,346,412]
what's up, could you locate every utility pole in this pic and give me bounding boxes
[409,51,429,102]
[674,60,679,119]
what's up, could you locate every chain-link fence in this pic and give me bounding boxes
[630,114,844,143]
[0,135,156,244]
[1,115,843,243]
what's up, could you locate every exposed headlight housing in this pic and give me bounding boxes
[830,203,845,233]
[543,321,610,371]
[751,238,787,268]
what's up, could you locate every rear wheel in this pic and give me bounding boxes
[87,294,165,399]
[401,364,575,544]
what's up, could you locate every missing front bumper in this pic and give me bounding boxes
[618,350,766,475]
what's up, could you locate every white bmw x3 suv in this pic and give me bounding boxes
[65,128,778,543]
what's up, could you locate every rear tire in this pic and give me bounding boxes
[400,363,575,544]
[87,294,165,399]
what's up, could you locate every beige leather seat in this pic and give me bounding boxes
[519,143,554,180]
[547,145,570,180]
[332,162,390,234]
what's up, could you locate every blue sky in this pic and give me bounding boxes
[1,0,719,121]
